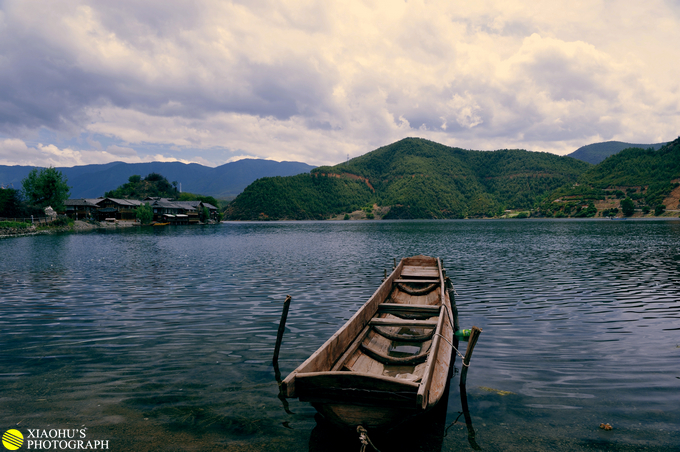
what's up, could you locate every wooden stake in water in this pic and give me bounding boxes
[273,295,292,368]
[460,326,482,388]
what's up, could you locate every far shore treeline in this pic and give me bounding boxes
[0,171,222,226]
[225,137,680,220]
[3,136,680,224]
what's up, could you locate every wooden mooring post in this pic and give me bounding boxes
[273,295,292,368]
[460,326,482,388]
[272,295,293,414]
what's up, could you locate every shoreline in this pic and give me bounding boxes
[1,219,221,239]
[0,220,140,239]
[221,215,680,223]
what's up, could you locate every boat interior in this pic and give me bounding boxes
[329,261,444,384]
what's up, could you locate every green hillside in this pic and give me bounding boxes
[226,138,590,220]
[539,137,680,217]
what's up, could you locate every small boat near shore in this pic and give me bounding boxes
[153,222,170,226]
[281,255,458,430]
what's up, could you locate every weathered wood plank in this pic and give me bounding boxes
[369,318,438,327]
[426,306,453,408]
[296,371,420,391]
[330,325,371,371]
[401,266,440,278]
[394,279,440,283]
[390,288,439,306]
[342,349,386,375]
[416,305,445,408]
[377,304,441,314]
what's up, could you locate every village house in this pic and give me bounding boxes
[96,198,144,221]
[64,197,220,224]
[64,198,102,220]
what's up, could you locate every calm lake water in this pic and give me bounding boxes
[1,220,679,451]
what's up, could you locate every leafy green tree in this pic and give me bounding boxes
[21,167,71,211]
[620,197,635,216]
[105,173,177,199]
[200,206,210,222]
[0,188,23,217]
[654,204,666,216]
[585,202,598,217]
[136,203,154,224]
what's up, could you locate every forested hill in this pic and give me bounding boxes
[541,137,680,213]
[225,138,590,220]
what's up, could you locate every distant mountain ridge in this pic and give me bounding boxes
[568,141,667,164]
[0,159,315,199]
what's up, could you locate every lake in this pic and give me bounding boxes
[1,219,679,451]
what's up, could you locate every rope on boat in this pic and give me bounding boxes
[436,304,469,366]
[357,426,382,452]
[434,332,469,367]
[396,282,438,295]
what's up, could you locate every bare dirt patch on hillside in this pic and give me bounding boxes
[662,180,680,210]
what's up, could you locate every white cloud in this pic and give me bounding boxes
[105,145,137,157]
[0,0,678,167]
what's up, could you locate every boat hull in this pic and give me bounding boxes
[313,403,422,430]
[282,255,455,430]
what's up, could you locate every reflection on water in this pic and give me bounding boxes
[1,220,679,451]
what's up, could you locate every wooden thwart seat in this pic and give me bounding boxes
[400,266,440,278]
[394,279,440,283]
[369,318,438,327]
[378,304,440,315]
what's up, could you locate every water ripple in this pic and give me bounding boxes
[1,220,679,450]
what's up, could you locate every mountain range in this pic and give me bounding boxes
[0,159,315,200]
[567,141,667,164]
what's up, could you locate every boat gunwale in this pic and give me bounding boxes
[281,258,406,397]
[416,257,450,409]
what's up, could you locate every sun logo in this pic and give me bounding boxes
[2,430,24,450]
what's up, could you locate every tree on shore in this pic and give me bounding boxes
[136,203,154,224]
[0,188,23,217]
[21,167,71,211]
[105,173,178,199]
[620,197,635,216]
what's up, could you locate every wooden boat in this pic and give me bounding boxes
[153,222,170,226]
[281,255,455,430]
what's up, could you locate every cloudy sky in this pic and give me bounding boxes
[0,0,679,168]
